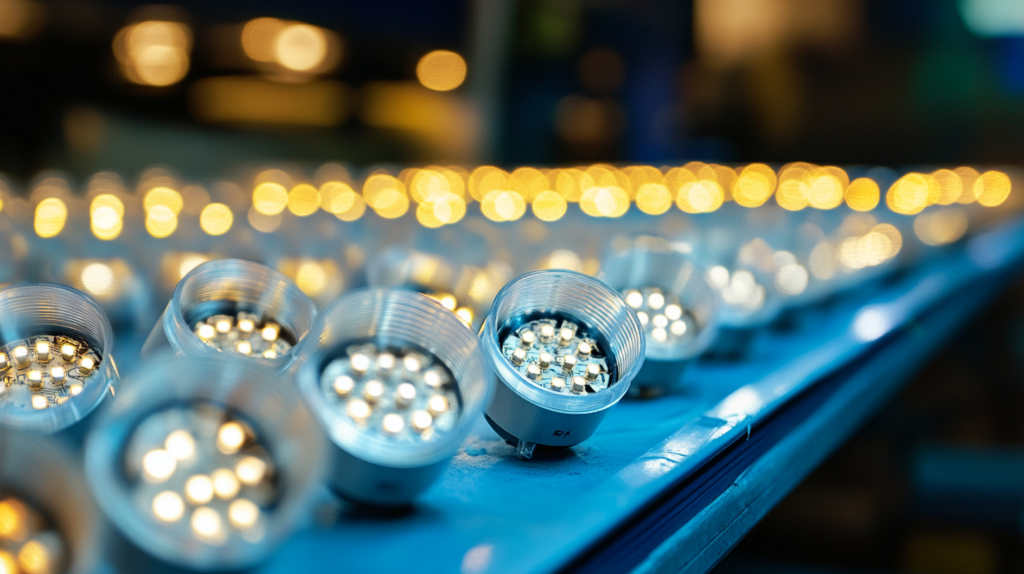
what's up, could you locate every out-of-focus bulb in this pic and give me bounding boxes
[0,284,117,434]
[84,354,325,571]
[601,247,720,395]
[143,259,317,373]
[297,288,489,505]
[479,270,645,459]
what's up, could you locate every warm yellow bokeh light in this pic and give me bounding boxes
[17,538,50,574]
[416,193,466,227]
[676,180,723,213]
[509,167,549,202]
[581,186,630,217]
[914,208,969,246]
[241,17,285,62]
[252,182,289,215]
[144,186,183,214]
[931,169,963,205]
[117,21,191,87]
[363,174,409,219]
[275,23,327,72]
[887,173,937,215]
[845,178,880,211]
[481,190,526,222]
[34,198,66,238]
[410,169,452,203]
[90,194,125,241]
[146,204,178,238]
[556,168,584,202]
[974,170,1011,207]
[734,163,776,207]
[200,203,233,235]
[532,190,568,221]
[468,166,508,202]
[319,181,365,221]
[807,169,844,209]
[416,50,467,91]
[295,261,328,296]
[636,183,672,215]
[287,183,320,216]
[954,167,981,204]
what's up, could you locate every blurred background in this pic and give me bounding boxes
[0,0,1022,177]
[0,1,1023,573]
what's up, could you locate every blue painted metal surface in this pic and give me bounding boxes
[241,218,1024,574]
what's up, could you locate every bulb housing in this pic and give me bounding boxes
[296,288,490,506]
[480,270,645,459]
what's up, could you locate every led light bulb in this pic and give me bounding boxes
[601,246,720,396]
[296,288,490,506]
[367,247,501,330]
[0,430,103,574]
[84,354,325,572]
[142,259,317,373]
[479,270,645,459]
[0,284,118,434]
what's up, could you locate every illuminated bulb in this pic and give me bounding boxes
[539,324,555,342]
[538,352,553,369]
[520,331,536,348]
[396,383,416,407]
[652,328,667,342]
[217,422,246,454]
[347,399,371,422]
[333,375,354,396]
[511,348,526,365]
[79,357,94,375]
[382,413,405,435]
[235,456,267,486]
[261,324,279,342]
[212,468,240,500]
[27,371,42,389]
[236,341,252,356]
[665,304,682,321]
[562,354,577,372]
[671,321,687,336]
[363,380,385,403]
[403,356,421,372]
[50,366,65,386]
[13,346,29,368]
[142,449,176,481]
[439,295,457,310]
[191,507,223,540]
[70,384,83,396]
[197,324,215,340]
[31,395,47,410]
[423,369,441,387]
[237,319,254,333]
[215,319,232,334]
[262,349,277,359]
[35,341,50,362]
[558,328,574,346]
[526,364,542,380]
[551,377,566,391]
[637,311,649,325]
[428,395,449,416]
[625,290,643,308]
[350,353,370,374]
[411,410,432,432]
[185,475,214,505]
[648,292,665,310]
[571,376,587,394]
[576,342,592,358]
[152,491,184,522]
[586,363,601,380]
[653,314,668,328]
[165,430,196,459]
[377,353,396,371]
[60,344,76,361]
[456,307,473,325]
[228,499,259,530]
